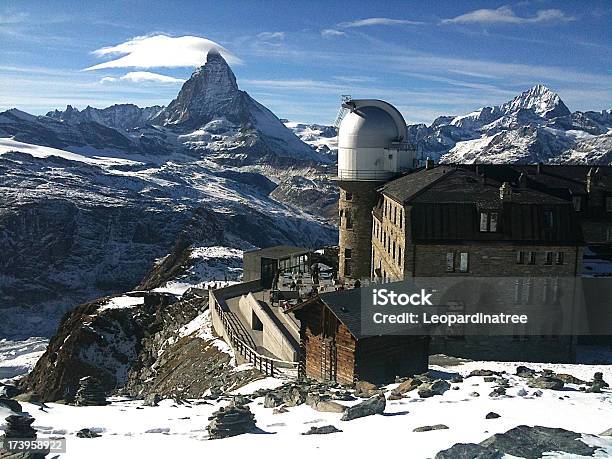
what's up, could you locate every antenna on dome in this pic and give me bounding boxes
[333,94,353,129]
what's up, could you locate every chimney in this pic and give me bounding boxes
[425,157,434,170]
[500,182,512,201]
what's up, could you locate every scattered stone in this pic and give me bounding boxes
[517,388,528,397]
[588,372,609,392]
[264,393,284,408]
[418,379,451,398]
[600,428,612,436]
[489,387,506,397]
[331,391,356,402]
[76,428,101,438]
[302,425,342,435]
[341,394,385,421]
[354,380,383,398]
[0,384,20,398]
[485,412,501,419]
[479,425,597,458]
[143,394,161,407]
[272,407,288,415]
[469,392,480,397]
[3,415,37,439]
[484,376,497,383]
[450,375,464,383]
[391,377,422,395]
[305,394,345,413]
[555,374,586,385]
[528,376,564,391]
[468,369,499,378]
[387,392,403,400]
[74,376,108,406]
[532,390,543,397]
[434,443,500,459]
[452,386,460,390]
[516,365,536,377]
[207,401,256,439]
[413,424,449,432]
[0,398,22,413]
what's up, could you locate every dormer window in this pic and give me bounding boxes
[479,211,498,232]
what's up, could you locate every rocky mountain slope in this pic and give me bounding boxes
[406,85,611,164]
[0,50,336,341]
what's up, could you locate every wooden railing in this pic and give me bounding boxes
[211,289,298,379]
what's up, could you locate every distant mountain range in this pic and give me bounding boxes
[282,85,611,165]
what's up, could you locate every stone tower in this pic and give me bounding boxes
[336,99,415,281]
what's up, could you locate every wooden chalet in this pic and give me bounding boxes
[286,289,429,385]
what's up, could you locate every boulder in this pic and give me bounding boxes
[517,388,528,397]
[74,376,108,406]
[413,424,449,432]
[0,398,22,413]
[306,394,345,413]
[435,443,501,459]
[515,366,536,377]
[469,391,480,397]
[207,402,256,439]
[528,376,564,391]
[489,387,506,397]
[418,379,450,398]
[302,425,342,435]
[479,425,597,458]
[391,377,422,395]
[76,428,101,438]
[0,384,20,398]
[450,375,464,383]
[143,394,161,407]
[354,381,383,398]
[555,374,586,385]
[3,415,37,439]
[341,394,385,421]
[485,412,501,419]
[468,369,499,378]
[264,392,284,408]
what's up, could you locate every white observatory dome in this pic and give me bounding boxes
[337,99,412,181]
[339,107,400,149]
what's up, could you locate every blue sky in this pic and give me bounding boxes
[1,0,610,124]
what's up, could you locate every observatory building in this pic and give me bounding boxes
[336,99,417,280]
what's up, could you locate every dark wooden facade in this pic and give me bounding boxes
[291,297,429,385]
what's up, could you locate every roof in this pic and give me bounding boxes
[286,289,364,338]
[243,245,311,260]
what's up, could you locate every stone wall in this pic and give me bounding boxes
[338,181,382,280]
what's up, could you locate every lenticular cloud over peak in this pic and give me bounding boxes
[83,34,242,71]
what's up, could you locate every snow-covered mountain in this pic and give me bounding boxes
[0,50,337,341]
[407,85,611,164]
[283,121,338,160]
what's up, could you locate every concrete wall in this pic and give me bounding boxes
[239,293,299,362]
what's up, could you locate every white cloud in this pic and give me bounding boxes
[256,31,285,41]
[100,71,185,84]
[84,34,241,71]
[338,17,425,28]
[442,6,574,25]
[321,29,346,37]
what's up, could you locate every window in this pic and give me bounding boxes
[345,209,353,229]
[446,252,455,272]
[459,252,469,272]
[398,247,402,266]
[344,248,352,259]
[344,260,352,276]
[345,192,353,201]
[393,207,397,225]
[528,251,537,265]
[392,241,396,260]
[516,251,525,264]
[479,211,498,232]
[545,251,553,265]
[399,209,403,229]
[556,252,564,265]
[572,196,582,211]
[544,210,554,228]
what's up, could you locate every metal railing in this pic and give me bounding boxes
[211,289,299,379]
